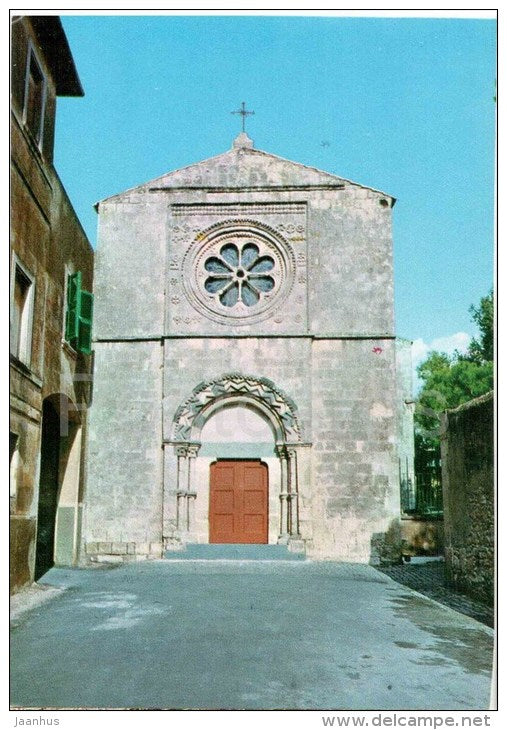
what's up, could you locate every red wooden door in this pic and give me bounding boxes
[209,461,268,544]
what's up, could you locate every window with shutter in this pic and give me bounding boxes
[65,271,93,355]
[11,260,35,365]
[23,47,46,146]
[65,271,81,343]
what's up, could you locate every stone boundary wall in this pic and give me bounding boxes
[440,392,494,606]
[401,518,444,557]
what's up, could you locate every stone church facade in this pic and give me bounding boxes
[85,132,414,562]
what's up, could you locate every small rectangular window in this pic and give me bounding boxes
[11,261,34,365]
[23,47,46,146]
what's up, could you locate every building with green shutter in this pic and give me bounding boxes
[9,16,93,592]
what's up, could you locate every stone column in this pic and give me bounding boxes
[276,444,289,543]
[175,444,188,533]
[185,443,200,534]
[287,447,300,537]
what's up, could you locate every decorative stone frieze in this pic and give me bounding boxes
[172,372,301,443]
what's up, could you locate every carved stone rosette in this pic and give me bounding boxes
[182,219,296,326]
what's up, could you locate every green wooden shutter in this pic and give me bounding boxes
[65,271,93,354]
[65,271,81,343]
[77,289,93,355]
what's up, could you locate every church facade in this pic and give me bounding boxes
[84,132,414,562]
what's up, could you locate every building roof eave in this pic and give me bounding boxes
[29,16,84,97]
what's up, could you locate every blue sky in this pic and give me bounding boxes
[54,13,496,368]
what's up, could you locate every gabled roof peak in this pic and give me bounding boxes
[97,141,395,206]
[232,132,254,149]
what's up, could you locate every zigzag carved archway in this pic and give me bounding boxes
[172,373,301,443]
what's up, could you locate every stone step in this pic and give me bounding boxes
[164,543,305,561]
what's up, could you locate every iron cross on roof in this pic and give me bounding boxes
[231,102,255,133]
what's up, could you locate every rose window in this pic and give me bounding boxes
[204,242,275,307]
[182,221,296,325]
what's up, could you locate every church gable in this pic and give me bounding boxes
[94,135,395,340]
[98,135,393,204]
[147,147,346,190]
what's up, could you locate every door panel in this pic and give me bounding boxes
[243,489,264,510]
[210,461,268,544]
[213,513,234,538]
[214,489,234,512]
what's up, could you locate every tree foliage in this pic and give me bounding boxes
[468,289,494,363]
[415,290,494,444]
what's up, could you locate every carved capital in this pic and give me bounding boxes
[187,443,201,458]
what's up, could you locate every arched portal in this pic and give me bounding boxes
[35,394,82,580]
[164,374,302,548]
[200,402,275,454]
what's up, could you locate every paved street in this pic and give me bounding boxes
[376,560,495,627]
[10,560,494,710]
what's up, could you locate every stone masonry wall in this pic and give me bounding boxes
[310,337,401,562]
[84,340,164,559]
[307,187,394,337]
[93,198,166,339]
[441,392,494,605]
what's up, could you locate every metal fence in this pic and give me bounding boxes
[400,449,443,518]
